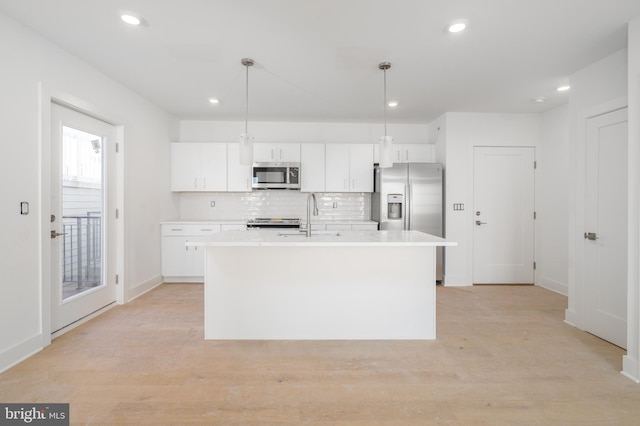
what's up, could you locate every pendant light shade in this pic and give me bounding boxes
[239,58,255,165]
[378,62,394,168]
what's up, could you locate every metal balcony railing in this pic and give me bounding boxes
[62,212,102,290]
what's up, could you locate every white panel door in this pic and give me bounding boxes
[583,108,628,348]
[473,147,535,284]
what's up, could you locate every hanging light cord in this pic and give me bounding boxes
[244,62,249,134]
[383,67,387,137]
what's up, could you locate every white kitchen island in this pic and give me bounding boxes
[187,230,455,340]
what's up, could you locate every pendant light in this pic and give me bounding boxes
[378,62,394,168]
[239,58,255,165]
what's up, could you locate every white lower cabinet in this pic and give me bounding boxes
[162,224,233,281]
[315,223,378,231]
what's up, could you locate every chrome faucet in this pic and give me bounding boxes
[306,193,318,237]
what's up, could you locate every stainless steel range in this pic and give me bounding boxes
[246,218,301,230]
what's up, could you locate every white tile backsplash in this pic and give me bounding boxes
[178,191,371,221]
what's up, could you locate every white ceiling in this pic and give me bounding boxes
[2,0,640,123]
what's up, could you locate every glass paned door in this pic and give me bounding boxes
[51,103,117,334]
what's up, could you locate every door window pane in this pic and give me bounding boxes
[61,126,104,301]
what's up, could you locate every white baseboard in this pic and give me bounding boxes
[127,275,164,302]
[537,277,568,296]
[622,355,640,383]
[564,308,578,328]
[163,276,204,283]
[0,334,43,374]
[442,275,472,287]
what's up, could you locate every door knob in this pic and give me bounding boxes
[50,230,66,239]
[584,232,598,241]
[475,220,487,226]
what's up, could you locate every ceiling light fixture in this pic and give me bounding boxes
[239,58,255,166]
[531,97,546,103]
[557,85,571,92]
[388,101,399,107]
[121,14,141,26]
[378,62,394,168]
[448,21,467,33]
[208,98,220,104]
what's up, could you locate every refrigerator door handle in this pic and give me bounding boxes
[406,183,411,230]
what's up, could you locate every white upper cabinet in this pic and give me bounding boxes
[325,144,373,192]
[227,143,252,191]
[301,143,326,192]
[349,144,374,192]
[254,143,301,162]
[325,144,350,191]
[374,143,435,163]
[171,143,227,191]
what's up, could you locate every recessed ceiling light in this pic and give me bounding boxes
[448,22,467,33]
[388,101,399,107]
[557,85,571,92]
[531,97,546,103]
[208,98,220,104]
[121,14,141,25]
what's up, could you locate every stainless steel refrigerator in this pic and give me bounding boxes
[371,163,444,281]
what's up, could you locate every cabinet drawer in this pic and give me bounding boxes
[351,224,378,231]
[161,224,195,236]
[192,224,222,236]
[221,224,246,231]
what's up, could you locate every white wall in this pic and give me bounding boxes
[0,12,178,372]
[441,113,542,286]
[624,17,640,382]
[537,105,570,295]
[565,49,628,328]
[179,120,430,144]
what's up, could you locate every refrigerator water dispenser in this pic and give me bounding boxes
[387,194,403,219]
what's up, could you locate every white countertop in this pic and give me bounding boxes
[161,220,247,225]
[162,219,377,225]
[186,230,456,247]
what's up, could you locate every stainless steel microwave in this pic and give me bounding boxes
[252,162,301,190]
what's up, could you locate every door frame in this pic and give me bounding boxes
[39,84,125,346]
[565,96,627,333]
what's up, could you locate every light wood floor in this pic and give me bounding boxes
[1,284,638,425]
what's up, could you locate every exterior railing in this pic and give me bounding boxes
[62,213,102,289]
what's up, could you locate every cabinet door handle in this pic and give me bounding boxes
[279,149,283,160]
[405,150,409,161]
[271,149,275,160]
[397,151,401,161]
